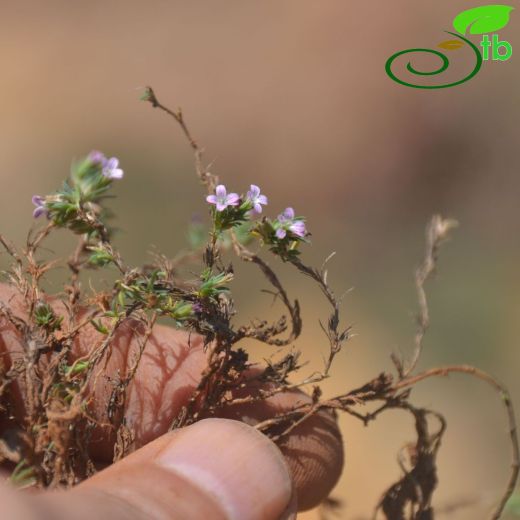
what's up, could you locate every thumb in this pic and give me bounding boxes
[35,419,296,520]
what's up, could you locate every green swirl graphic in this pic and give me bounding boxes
[385,31,483,89]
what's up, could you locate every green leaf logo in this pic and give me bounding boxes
[453,5,514,35]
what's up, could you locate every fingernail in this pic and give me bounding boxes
[156,418,293,520]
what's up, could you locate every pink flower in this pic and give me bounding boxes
[88,150,105,164]
[32,195,48,218]
[102,157,124,180]
[88,151,124,180]
[275,207,307,239]
[246,184,268,214]
[206,185,240,212]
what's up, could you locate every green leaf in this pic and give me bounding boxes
[91,319,109,335]
[87,246,114,267]
[507,493,520,515]
[10,460,36,488]
[453,5,514,35]
[64,360,90,375]
[187,219,207,249]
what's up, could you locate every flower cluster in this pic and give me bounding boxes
[89,151,124,180]
[206,184,268,214]
[205,184,268,232]
[273,207,306,239]
[31,151,124,237]
[205,183,308,256]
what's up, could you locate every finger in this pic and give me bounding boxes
[75,320,210,460]
[0,284,209,458]
[0,480,40,520]
[36,419,296,520]
[0,285,343,510]
[217,390,343,511]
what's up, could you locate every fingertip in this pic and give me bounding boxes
[215,389,344,511]
[155,419,293,520]
[47,418,294,520]
[278,408,344,510]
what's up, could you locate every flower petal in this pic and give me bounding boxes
[276,228,287,239]
[283,207,295,219]
[257,195,268,205]
[253,203,263,214]
[290,221,306,237]
[215,185,227,198]
[33,207,46,218]
[32,195,44,206]
[249,185,260,197]
[216,202,228,212]
[226,193,240,206]
[206,195,218,204]
[88,150,105,164]
[110,168,124,179]
[106,157,119,170]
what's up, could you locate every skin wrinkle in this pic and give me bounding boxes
[218,391,343,511]
[124,330,205,447]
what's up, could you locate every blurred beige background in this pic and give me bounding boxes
[1,1,519,518]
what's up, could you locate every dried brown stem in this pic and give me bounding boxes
[289,254,349,375]
[232,238,302,346]
[396,215,458,378]
[143,86,217,193]
[395,365,519,520]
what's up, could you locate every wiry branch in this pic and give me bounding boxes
[394,215,458,378]
[142,86,217,193]
[232,237,301,346]
[289,254,350,375]
[395,365,519,520]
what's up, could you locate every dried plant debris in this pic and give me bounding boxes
[0,86,517,519]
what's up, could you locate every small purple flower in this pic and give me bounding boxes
[87,150,123,179]
[102,157,124,180]
[246,184,268,214]
[206,185,240,212]
[275,207,307,239]
[192,302,203,314]
[88,150,106,164]
[32,195,48,218]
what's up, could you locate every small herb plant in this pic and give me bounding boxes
[0,87,517,519]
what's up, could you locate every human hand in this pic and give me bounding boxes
[0,285,343,519]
